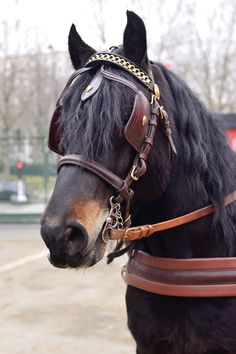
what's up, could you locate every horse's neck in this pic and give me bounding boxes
[135,149,236,259]
[138,66,236,258]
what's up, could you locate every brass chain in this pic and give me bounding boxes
[87,53,152,86]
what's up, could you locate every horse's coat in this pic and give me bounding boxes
[41,11,236,354]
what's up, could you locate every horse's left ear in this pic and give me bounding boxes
[68,24,96,69]
[123,11,148,69]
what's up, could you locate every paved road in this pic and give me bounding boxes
[0,225,135,354]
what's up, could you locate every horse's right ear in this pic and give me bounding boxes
[68,24,96,69]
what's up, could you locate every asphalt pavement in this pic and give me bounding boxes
[0,224,135,354]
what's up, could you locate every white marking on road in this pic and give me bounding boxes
[0,250,48,273]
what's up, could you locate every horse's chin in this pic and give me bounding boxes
[48,233,107,269]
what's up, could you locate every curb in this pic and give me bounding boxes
[0,213,42,224]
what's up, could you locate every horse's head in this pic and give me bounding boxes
[40,11,174,269]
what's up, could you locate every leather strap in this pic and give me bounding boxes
[57,154,123,189]
[100,66,139,93]
[86,53,154,91]
[81,69,103,101]
[56,67,93,106]
[111,191,236,241]
[122,250,236,297]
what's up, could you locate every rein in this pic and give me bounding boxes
[49,52,236,297]
[111,191,236,241]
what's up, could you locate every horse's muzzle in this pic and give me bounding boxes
[40,220,90,268]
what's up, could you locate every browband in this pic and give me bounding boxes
[86,53,153,90]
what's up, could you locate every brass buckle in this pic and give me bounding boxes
[123,226,136,242]
[154,84,160,100]
[123,215,132,228]
[131,165,139,181]
[150,94,156,106]
[159,106,165,119]
[150,84,160,105]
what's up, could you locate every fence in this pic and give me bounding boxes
[0,134,57,205]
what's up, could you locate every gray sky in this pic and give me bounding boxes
[0,0,223,54]
[1,0,132,51]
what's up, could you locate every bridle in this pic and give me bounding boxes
[48,52,236,297]
[49,52,177,242]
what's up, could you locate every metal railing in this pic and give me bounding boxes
[0,134,57,222]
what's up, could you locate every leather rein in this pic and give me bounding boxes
[50,52,236,297]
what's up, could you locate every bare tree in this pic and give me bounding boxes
[87,0,236,114]
[0,20,25,180]
[0,19,70,180]
[171,0,236,112]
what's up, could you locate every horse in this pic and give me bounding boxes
[40,11,236,354]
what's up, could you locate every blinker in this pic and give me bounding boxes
[48,105,64,155]
[124,91,150,152]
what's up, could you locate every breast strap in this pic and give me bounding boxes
[122,250,236,297]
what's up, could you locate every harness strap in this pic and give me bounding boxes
[122,250,236,297]
[111,190,236,241]
[57,154,132,198]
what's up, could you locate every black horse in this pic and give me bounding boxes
[41,11,236,354]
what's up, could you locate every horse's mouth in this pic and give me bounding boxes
[48,251,98,269]
[48,255,69,269]
[48,233,107,269]
[48,254,95,269]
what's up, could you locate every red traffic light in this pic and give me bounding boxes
[164,61,172,70]
[17,161,23,169]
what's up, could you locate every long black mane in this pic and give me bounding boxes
[154,63,236,255]
[159,63,236,201]
[58,66,135,160]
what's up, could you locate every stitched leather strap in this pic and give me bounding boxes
[57,154,123,189]
[122,250,236,297]
[111,191,236,241]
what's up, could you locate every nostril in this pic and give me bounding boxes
[66,229,81,256]
[64,222,88,257]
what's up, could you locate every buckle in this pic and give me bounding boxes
[123,226,137,242]
[154,84,160,100]
[131,165,139,181]
[150,84,160,105]
[159,106,166,120]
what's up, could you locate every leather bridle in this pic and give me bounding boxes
[48,52,236,297]
[49,53,177,242]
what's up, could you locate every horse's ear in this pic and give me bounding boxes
[68,24,96,69]
[123,11,148,68]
